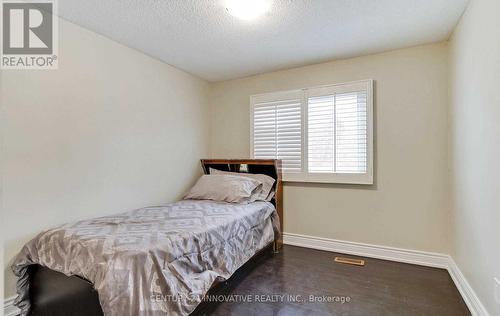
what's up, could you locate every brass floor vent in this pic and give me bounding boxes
[334,256,365,266]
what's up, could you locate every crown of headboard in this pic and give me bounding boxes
[200,159,283,250]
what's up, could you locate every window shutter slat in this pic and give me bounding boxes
[308,95,335,173]
[307,91,368,174]
[335,91,367,174]
[252,99,302,173]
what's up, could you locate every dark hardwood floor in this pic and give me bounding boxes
[208,245,470,316]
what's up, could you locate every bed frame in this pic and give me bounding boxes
[26,159,283,316]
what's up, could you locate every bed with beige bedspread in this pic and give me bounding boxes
[12,199,279,316]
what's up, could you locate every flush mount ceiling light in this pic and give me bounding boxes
[225,0,272,20]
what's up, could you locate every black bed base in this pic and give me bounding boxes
[27,244,274,316]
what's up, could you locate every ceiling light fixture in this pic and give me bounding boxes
[225,0,272,21]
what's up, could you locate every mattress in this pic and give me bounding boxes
[12,199,279,316]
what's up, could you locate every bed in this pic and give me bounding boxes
[11,159,283,316]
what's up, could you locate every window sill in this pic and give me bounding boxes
[282,173,373,185]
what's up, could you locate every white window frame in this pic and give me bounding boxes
[250,79,374,185]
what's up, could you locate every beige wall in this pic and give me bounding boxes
[449,0,500,314]
[1,18,210,298]
[210,43,451,254]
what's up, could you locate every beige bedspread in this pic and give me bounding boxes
[12,200,278,316]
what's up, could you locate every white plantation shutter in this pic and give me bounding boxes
[251,93,302,173]
[251,80,373,184]
[335,91,367,173]
[308,95,335,172]
[308,91,367,174]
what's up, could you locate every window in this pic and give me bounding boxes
[250,80,373,184]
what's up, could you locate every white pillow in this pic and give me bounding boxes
[184,174,262,203]
[209,168,275,201]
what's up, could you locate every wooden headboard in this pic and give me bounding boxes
[200,159,283,250]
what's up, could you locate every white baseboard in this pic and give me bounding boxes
[4,234,490,316]
[283,232,490,316]
[283,232,450,268]
[447,259,491,316]
[4,296,20,316]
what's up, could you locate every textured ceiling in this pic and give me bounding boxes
[58,0,468,82]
